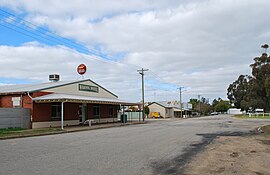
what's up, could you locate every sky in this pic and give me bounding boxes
[0,0,269,103]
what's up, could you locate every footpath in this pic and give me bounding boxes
[0,121,145,140]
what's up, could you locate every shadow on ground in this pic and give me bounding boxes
[150,131,257,175]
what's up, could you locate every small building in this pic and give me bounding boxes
[255,108,264,113]
[147,101,192,118]
[0,77,136,128]
[227,108,242,115]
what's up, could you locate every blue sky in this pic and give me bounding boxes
[0,0,269,102]
[0,6,180,101]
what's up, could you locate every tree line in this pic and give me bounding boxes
[189,97,231,115]
[227,44,270,111]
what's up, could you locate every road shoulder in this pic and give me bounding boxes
[182,128,270,175]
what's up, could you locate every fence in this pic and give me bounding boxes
[0,108,30,129]
[117,111,144,122]
[247,113,270,117]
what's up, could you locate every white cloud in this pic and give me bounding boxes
[0,0,269,102]
[0,44,142,100]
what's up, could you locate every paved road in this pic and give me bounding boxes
[0,115,269,175]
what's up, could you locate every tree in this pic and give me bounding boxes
[189,98,199,111]
[211,98,231,113]
[200,103,212,115]
[264,77,270,102]
[249,52,270,110]
[212,99,219,107]
[144,106,150,117]
[227,75,251,109]
[214,100,231,113]
[261,44,269,53]
[227,45,270,111]
[190,97,212,115]
[201,97,209,104]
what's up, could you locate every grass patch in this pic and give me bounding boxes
[234,114,270,119]
[0,128,25,134]
[0,127,63,138]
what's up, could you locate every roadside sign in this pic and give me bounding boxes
[77,64,87,75]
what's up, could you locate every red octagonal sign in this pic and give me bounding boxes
[77,64,87,75]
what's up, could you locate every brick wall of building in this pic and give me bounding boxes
[1,91,120,125]
[86,104,118,119]
[0,91,52,109]
[65,103,80,120]
[100,104,109,118]
[32,103,51,122]
[33,102,81,122]
[0,96,13,108]
[87,104,94,119]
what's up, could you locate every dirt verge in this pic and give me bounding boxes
[182,130,270,175]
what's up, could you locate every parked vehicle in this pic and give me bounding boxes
[210,112,218,115]
[150,112,161,118]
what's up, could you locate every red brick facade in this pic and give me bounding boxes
[0,95,13,108]
[33,102,118,122]
[0,91,119,127]
[86,104,118,119]
[0,91,52,109]
[32,103,52,122]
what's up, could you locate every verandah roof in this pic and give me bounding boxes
[33,93,137,106]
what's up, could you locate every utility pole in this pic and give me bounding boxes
[198,94,201,116]
[177,87,184,118]
[137,68,149,122]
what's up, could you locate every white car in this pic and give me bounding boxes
[211,112,218,115]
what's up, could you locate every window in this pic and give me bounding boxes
[52,103,61,121]
[109,106,113,117]
[12,97,21,108]
[93,105,100,117]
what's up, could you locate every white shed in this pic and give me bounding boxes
[227,108,242,115]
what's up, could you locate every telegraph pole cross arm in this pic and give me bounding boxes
[137,68,149,122]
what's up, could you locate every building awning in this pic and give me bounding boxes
[173,108,183,112]
[33,93,137,106]
[173,108,192,112]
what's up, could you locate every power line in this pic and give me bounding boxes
[0,20,70,48]
[0,9,90,54]
[0,16,125,65]
[1,12,138,66]
[0,9,126,60]
[147,70,179,87]
[0,17,99,58]
[1,10,181,87]
[0,9,185,94]
[0,9,178,84]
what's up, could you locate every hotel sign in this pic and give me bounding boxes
[77,64,87,75]
[79,84,98,93]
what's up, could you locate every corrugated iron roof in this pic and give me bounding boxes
[0,80,75,93]
[148,101,192,110]
[156,101,181,108]
[33,93,137,105]
[0,79,118,97]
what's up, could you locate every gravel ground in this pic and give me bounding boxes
[182,134,270,175]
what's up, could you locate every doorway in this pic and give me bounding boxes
[79,103,87,123]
